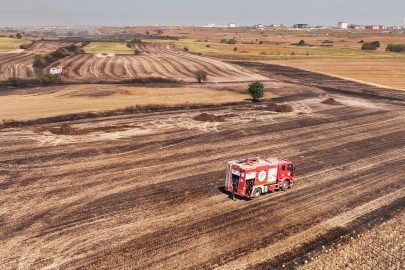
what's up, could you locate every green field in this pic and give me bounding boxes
[83,42,133,54]
[0,38,32,51]
[146,39,405,61]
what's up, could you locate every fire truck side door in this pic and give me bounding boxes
[278,164,286,179]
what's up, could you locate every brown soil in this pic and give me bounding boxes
[266,102,294,112]
[32,123,131,135]
[321,98,342,105]
[193,112,238,122]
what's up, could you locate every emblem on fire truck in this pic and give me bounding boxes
[258,170,266,182]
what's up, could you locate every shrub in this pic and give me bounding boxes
[234,47,237,52]
[9,35,14,38]
[16,33,22,39]
[40,74,62,85]
[322,40,334,43]
[206,44,210,48]
[358,40,364,43]
[298,40,306,46]
[220,39,227,44]
[183,47,189,52]
[193,70,207,83]
[370,41,380,48]
[291,51,296,55]
[75,48,85,54]
[361,42,378,50]
[33,55,47,68]
[247,81,264,101]
[134,50,141,55]
[19,44,30,49]
[259,41,263,44]
[386,43,405,52]
[228,39,237,44]
[64,44,78,52]
[44,54,54,63]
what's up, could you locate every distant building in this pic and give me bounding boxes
[205,23,215,27]
[254,24,263,28]
[365,25,386,30]
[337,22,348,29]
[228,23,236,28]
[348,24,361,29]
[293,24,308,29]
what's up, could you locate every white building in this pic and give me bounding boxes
[338,22,348,29]
[228,23,236,28]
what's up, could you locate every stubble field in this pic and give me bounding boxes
[1,61,405,269]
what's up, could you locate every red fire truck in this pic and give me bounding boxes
[225,157,295,199]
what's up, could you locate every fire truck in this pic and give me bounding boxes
[225,157,295,199]
[50,66,65,75]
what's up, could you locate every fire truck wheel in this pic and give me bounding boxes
[253,188,261,198]
[281,180,290,191]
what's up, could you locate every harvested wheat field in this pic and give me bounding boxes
[272,59,405,90]
[26,41,73,53]
[0,52,37,79]
[0,84,277,121]
[53,43,267,82]
[1,64,405,269]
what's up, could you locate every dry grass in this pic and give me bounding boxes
[83,42,133,54]
[0,85,276,121]
[299,210,405,269]
[270,59,405,90]
[0,37,31,53]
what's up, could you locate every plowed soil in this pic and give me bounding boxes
[53,43,267,82]
[1,85,405,269]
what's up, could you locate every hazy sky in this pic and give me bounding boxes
[1,0,404,26]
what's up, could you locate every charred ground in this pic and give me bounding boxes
[1,78,405,269]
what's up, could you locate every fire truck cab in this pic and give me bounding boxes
[225,157,295,199]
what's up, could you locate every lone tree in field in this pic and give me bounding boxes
[298,39,305,46]
[193,70,207,83]
[234,47,237,52]
[16,33,22,39]
[145,31,150,36]
[247,81,264,101]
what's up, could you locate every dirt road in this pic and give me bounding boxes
[1,89,405,269]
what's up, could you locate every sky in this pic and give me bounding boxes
[0,0,404,27]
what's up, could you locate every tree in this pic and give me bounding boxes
[16,33,22,39]
[298,40,305,46]
[193,70,207,83]
[157,30,163,34]
[234,47,237,52]
[145,31,150,36]
[183,47,189,52]
[247,81,264,101]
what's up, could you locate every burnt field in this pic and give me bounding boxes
[1,86,405,268]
